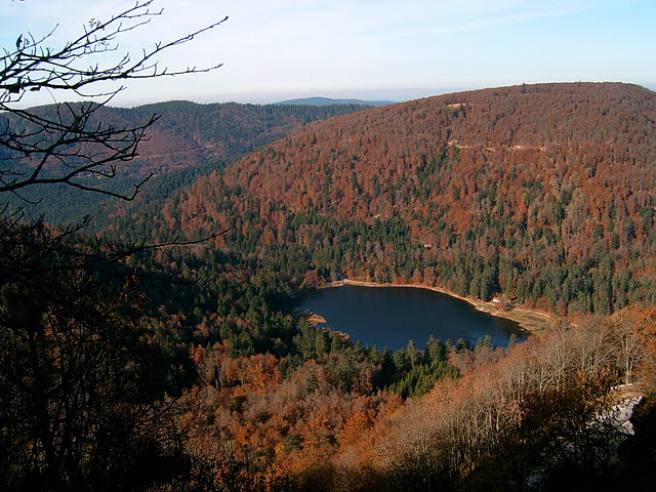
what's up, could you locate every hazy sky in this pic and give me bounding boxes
[1,0,655,106]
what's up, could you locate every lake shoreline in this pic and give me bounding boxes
[320,278,553,334]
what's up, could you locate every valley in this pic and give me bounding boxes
[4,2,656,489]
[4,78,656,490]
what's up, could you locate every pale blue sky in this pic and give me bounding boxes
[1,0,655,106]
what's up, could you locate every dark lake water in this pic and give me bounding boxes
[298,285,525,350]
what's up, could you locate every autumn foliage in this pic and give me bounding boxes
[152,83,656,315]
[5,83,656,490]
[174,309,656,491]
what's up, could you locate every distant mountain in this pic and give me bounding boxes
[5,100,367,224]
[158,82,656,315]
[277,96,394,107]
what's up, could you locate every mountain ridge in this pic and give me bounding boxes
[277,96,394,107]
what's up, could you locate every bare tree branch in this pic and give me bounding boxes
[0,0,227,201]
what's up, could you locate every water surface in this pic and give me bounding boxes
[298,285,525,349]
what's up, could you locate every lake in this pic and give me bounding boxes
[298,285,525,350]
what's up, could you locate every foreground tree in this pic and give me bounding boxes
[0,1,226,489]
[0,242,183,489]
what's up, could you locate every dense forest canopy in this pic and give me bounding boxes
[146,83,656,316]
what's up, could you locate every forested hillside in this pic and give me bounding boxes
[149,83,656,316]
[4,101,364,224]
